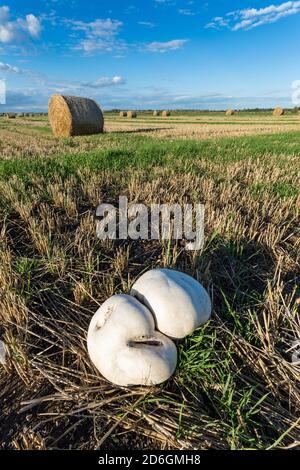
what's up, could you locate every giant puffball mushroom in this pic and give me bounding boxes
[130,268,211,339]
[87,294,177,386]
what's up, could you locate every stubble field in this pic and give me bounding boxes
[0,111,299,450]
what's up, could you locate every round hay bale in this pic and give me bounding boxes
[153,110,160,116]
[119,111,127,117]
[127,111,137,118]
[273,107,284,117]
[225,109,235,116]
[48,94,104,137]
[6,113,16,119]
[162,110,170,117]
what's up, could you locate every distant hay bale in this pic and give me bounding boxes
[153,110,160,116]
[273,107,284,117]
[225,109,235,116]
[127,111,137,118]
[6,113,16,119]
[119,111,127,117]
[162,110,171,117]
[17,112,24,118]
[48,94,104,137]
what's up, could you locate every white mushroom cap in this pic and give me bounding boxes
[87,294,177,386]
[130,268,211,339]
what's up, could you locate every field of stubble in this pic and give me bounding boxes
[0,111,299,450]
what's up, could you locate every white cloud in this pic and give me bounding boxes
[75,39,111,53]
[66,17,126,54]
[39,75,126,93]
[206,1,300,31]
[178,9,195,16]
[0,61,21,73]
[74,38,127,54]
[0,6,9,23]
[146,39,188,52]
[81,76,126,88]
[0,6,41,43]
[138,21,155,27]
[67,18,122,37]
[25,14,41,37]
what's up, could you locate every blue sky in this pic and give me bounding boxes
[0,0,300,111]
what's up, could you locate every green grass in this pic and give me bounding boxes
[104,110,300,118]
[251,182,299,199]
[0,122,52,134]
[0,131,299,191]
[106,118,300,126]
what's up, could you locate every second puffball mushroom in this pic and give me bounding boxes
[87,294,177,386]
[130,268,211,339]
